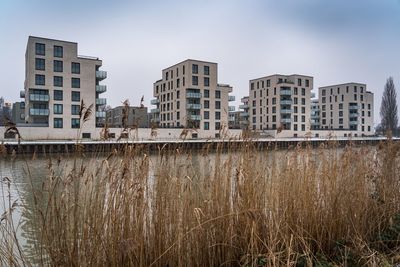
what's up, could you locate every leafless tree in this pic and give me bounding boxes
[380,77,398,135]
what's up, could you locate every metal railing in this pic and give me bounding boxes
[30,108,49,116]
[30,94,49,102]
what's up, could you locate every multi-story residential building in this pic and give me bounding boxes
[239,96,250,129]
[248,74,314,133]
[21,36,107,130]
[318,83,374,134]
[310,99,320,130]
[106,106,149,128]
[151,59,235,134]
[12,102,26,124]
[0,101,12,126]
[228,110,241,129]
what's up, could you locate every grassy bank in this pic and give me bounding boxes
[1,141,400,266]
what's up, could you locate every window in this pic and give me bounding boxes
[204,65,209,75]
[54,118,63,128]
[294,124,298,131]
[215,101,221,109]
[35,74,45,85]
[215,122,221,130]
[54,46,63,57]
[204,100,209,108]
[339,111,343,117]
[54,76,63,87]
[35,43,45,55]
[204,122,209,130]
[71,78,80,88]
[301,98,305,105]
[339,118,343,124]
[53,60,63,72]
[54,104,63,114]
[215,90,221,99]
[35,58,45,70]
[82,133,91,139]
[251,83,254,90]
[294,87,298,95]
[71,118,80,128]
[339,103,343,109]
[192,64,198,74]
[71,62,80,74]
[302,115,305,122]
[204,89,209,98]
[297,78,302,86]
[54,90,63,101]
[302,107,306,114]
[71,105,80,115]
[192,76,198,86]
[176,79,180,88]
[305,79,310,87]
[204,77,210,87]
[301,88,305,96]
[301,124,305,131]
[71,91,80,102]
[204,111,209,119]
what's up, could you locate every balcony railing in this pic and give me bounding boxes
[280,90,292,96]
[240,120,249,124]
[228,106,235,111]
[349,120,358,125]
[280,109,293,114]
[151,108,160,113]
[186,92,202,98]
[186,103,202,110]
[29,94,49,102]
[151,99,160,105]
[152,117,160,122]
[240,112,249,117]
[30,108,49,116]
[277,80,294,84]
[349,105,359,110]
[349,113,359,118]
[228,116,235,122]
[96,98,107,105]
[311,114,319,119]
[20,90,25,98]
[96,111,106,118]
[188,115,201,121]
[280,99,292,105]
[96,85,107,93]
[96,70,107,80]
[228,95,235,101]
[280,118,291,123]
[311,120,320,125]
[239,104,248,109]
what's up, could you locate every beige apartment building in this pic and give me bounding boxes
[248,74,314,133]
[152,59,235,134]
[318,83,374,134]
[21,36,107,132]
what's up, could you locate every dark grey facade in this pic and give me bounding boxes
[12,102,26,124]
[106,106,149,128]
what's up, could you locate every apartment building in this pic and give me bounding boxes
[228,110,241,129]
[239,96,250,129]
[310,99,320,130]
[106,106,149,128]
[248,74,314,133]
[152,59,235,133]
[12,102,26,124]
[21,36,107,131]
[318,83,374,134]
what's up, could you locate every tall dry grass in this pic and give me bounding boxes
[1,141,400,266]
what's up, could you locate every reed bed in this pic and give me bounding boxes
[1,141,400,266]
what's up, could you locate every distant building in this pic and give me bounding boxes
[152,59,235,136]
[228,110,241,129]
[310,99,320,130]
[0,101,12,126]
[249,74,314,133]
[22,36,107,132]
[239,96,250,129]
[106,106,149,128]
[12,102,25,124]
[318,83,374,135]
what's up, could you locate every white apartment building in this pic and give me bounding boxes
[248,74,314,133]
[21,36,107,132]
[318,83,374,134]
[152,59,235,134]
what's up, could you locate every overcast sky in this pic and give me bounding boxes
[1,0,400,126]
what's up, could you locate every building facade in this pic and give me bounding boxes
[152,59,235,134]
[310,99,320,130]
[106,106,149,128]
[22,36,107,130]
[12,102,26,124]
[228,110,241,129]
[248,74,314,133]
[239,96,250,129]
[318,83,374,134]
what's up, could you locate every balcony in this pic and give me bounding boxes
[311,120,320,125]
[96,98,107,105]
[240,120,249,125]
[151,108,160,113]
[240,112,249,117]
[152,117,160,122]
[96,85,107,93]
[96,111,106,118]
[280,99,292,105]
[280,118,291,123]
[186,103,202,110]
[311,114,319,119]
[96,70,107,80]
[280,90,292,96]
[280,109,293,114]
[188,114,201,121]
[228,116,235,122]
[151,99,160,105]
[29,94,49,102]
[311,92,316,98]
[349,105,359,110]
[228,106,235,112]
[30,108,49,116]
[349,120,358,125]
[239,104,249,109]
[277,79,294,85]
[228,95,235,101]
[20,90,25,98]
[349,113,359,118]
[186,92,202,98]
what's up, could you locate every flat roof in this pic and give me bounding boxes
[250,73,313,82]
[319,82,367,89]
[29,35,78,45]
[162,59,218,71]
